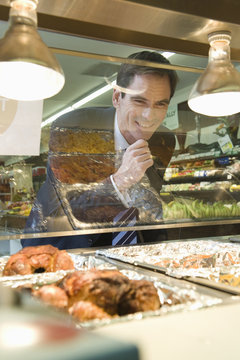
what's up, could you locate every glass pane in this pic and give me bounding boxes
[0,23,240,252]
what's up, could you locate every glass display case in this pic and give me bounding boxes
[1,3,240,359]
[0,0,239,252]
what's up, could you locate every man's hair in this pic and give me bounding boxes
[117,51,178,99]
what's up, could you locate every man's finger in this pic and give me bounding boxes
[128,139,148,149]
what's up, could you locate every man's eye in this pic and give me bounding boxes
[133,98,145,104]
[157,102,168,108]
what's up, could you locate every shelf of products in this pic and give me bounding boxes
[160,149,240,222]
[170,146,240,164]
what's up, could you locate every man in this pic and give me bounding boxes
[22,51,178,249]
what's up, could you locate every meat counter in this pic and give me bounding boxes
[1,237,240,359]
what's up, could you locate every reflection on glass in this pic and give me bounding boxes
[0,32,239,249]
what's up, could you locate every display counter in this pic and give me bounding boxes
[1,237,240,360]
[94,300,240,360]
[1,0,240,358]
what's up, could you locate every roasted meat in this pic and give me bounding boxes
[69,300,112,322]
[118,279,161,315]
[62,269,130,315]
[33,284,68,308]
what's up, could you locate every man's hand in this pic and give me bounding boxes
[112,139,153,191]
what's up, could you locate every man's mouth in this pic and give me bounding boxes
[135,121,154,129]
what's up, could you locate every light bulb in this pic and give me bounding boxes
[0,0,65,101]
[188,31,240,117]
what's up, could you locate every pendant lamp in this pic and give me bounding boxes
[0,0,65,101]
[188,31,240,117]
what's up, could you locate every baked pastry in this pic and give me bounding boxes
[33,284,69,308]
[118,279,161,315]
[3,244,74,276]
[62,269,130,315]
[69,300,112,322]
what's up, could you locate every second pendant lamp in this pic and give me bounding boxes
[188,31,240,117]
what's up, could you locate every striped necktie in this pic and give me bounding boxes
[112,207,138,246]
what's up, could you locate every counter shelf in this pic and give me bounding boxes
[0,251,224,330]
[96,239,240,295]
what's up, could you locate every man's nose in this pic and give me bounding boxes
[142,107,156,121]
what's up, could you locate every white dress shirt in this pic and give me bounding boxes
[110,112,131,207]
[110,112,163,222]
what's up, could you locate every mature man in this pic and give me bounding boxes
[22,51,178,249]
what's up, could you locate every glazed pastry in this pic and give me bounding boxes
[3,244,74,276]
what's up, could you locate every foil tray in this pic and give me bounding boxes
[96,240,240,295]
[0,252,221,329]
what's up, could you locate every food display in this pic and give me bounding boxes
[69,300,111,322]
[0,247,221,327]
[97,240,240,293]
[162,181,231,192]
[162,199,240,220]
[49,154,116,184]
[33,284,69,308]
[3,244,75,276]
[216,270,240,287]
[61,269,161,319]
[162,152,240,224]
[49,128,116,187]
[49,128,115,154]
[45,127,119,229]
[6,201,32,217]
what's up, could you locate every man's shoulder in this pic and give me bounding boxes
[52,107,115,130]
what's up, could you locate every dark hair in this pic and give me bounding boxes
[117,51,178,99]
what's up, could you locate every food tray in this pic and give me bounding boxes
[96,240,240,295]
[0,252,222,329]
[49,153,116,185]
[49,128,115,154]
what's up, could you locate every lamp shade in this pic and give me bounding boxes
[188,31,240,117]
[0,0,65,101]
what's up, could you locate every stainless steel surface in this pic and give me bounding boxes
[49,48,204,74]
[184,276,240,296]
[1,218,240,241]
[0,0,238,127]
[1,0,240,59]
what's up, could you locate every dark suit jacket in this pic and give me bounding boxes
[22,107,175,249]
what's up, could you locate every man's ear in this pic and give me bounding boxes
[112,89,121,108]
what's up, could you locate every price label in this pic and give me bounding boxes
[218,134,233,154]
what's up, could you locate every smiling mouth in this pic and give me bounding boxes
[136,121,154,129]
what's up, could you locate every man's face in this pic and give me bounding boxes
[113,73,171,144]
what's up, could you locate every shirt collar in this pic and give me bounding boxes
[114,111,130,150]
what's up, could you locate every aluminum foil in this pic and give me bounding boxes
[96,240,240,290]
[0,252,221,329]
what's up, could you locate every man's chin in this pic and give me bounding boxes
[134,132,152,141]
